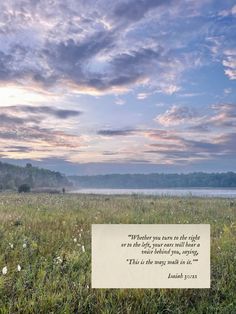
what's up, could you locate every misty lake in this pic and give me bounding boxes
[69,188,236,198]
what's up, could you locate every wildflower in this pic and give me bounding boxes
[82,245,85,253]
[73,237,77,243]
[17,265,21,272]
[55,256,62,264]
[23,243,27,248]
[2,266,7,275]
[9,243,14,249]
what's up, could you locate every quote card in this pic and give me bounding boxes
[92,224,210,289]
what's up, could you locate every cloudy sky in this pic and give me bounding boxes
[0,0,236,175]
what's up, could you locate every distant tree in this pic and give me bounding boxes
[18,184,31,193]
[26,163,32,168]
[62,187,65,194]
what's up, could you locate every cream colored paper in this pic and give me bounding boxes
[92,224,210,288]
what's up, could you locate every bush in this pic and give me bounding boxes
[18,184,31,193]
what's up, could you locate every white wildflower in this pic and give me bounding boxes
[2,266,7,275]
[17,264,21,272]
[9,243,14,249]
[73,237,77,243]
[82,245,85,253]
[55,256,62,264]
[23,243,27,248]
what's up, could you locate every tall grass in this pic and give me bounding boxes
[0,193,235,313]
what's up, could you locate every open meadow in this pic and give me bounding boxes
[0,193,236,314]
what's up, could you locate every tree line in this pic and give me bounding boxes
[0,161,69,191]
[1,160,236,191]
[69,172,236,188]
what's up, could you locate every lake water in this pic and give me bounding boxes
[69,188,236,198]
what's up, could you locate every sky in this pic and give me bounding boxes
[0,0,236,175]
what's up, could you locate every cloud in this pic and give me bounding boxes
[216,132,236,153]
[123,158,152,163]
[0,0,206,96]
[96,127,226,164]
[4,146,32,153]
[41,37,175,94]
[0,123,86,161]
[97,129,136,136]
[102,151,119,156]
[155,105,200,126]
[0,124,82,147]
[223,49,236,80]
[145,132,236,163]
[232,5,236,15]
[0,104,85,160]
[188,124,210,133]
[224,88,232,95]
[210,104,236,127]
[144,129,181,142]
[181,103,236,133]
[137,93,150,100]
[18,105,82,119]
[43,31,115,88]
[218,5,236,17]
[1,105,82,120]
[0,113,25,125]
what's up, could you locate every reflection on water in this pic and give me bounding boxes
[69,188,236,198]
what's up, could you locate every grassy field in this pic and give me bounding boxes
[0,193,236,314]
